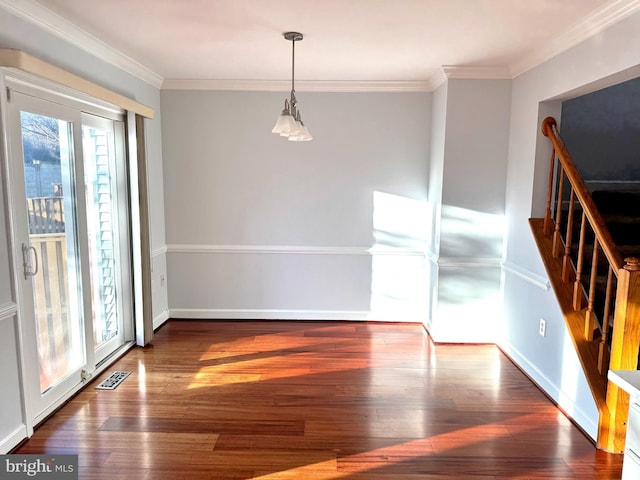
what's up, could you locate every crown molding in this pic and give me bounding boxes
[2,0,638,92]
[0,0,164,88]
[427,65,512,90]
[442,65,512,79]
[426,68,448,91]
[161,78,432,92]
[510,0,640,77]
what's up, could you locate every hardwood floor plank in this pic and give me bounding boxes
[14,320,623,479]
[99,416,305,436]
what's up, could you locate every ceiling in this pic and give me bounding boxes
[3,0,637,89]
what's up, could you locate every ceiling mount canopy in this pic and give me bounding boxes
[271,31,312,142]
[283,31,303,42]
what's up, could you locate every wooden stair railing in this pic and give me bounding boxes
[534,117,640,453]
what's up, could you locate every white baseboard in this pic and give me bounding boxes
[0,425,27,454]
[168,308,426,323]
[498,340,597,440]
[153,310,170,330]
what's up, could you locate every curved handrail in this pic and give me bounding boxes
[541,117,624,272]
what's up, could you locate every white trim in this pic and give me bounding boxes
[153,310,170,330]
[169,308,425,322]
[498,341,597,440]
[0,425,28,454]
[159,62,547,93]
[443,65,512,79]
[427,250,439,264]
[436,257,502,268]
[427,66,512,90]
[119,65,507,95]
[426,68,448,91]
[501,260,551,291]
[0,302,27,453]
[5,68,124,120]
[511,0,640,77]
[0,301,18,321]
[151,245,167,257]
[166,244,427,256]
[0,0,164,88]
[160,78,432,93]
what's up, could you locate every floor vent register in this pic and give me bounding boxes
[96,371,132,390]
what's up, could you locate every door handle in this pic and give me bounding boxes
[22,243,38,279]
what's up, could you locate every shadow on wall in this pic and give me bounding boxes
[367,192,507,330]
[430,205,505,343]
[439,204,505,259]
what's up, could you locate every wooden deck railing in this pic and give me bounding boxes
[540,117,640,452]
[30,233,71,392]
[27,197,65,234]
[25,197,70,391]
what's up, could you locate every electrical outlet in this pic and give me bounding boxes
[539,318,546,337]
[160,274,165,287]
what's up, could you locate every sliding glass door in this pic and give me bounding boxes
[7,87,133,423]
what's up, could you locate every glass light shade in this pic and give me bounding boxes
[289,124,312,142]
[272,99,293,134]
[272,113,297,135]
[279,118,302,137]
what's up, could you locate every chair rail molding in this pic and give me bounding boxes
[501,260,550,291]
[0,302,18,322]
[166,244,428,256]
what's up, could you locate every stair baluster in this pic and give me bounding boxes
[562,189,576,283]
[573,212,586,310]
[599,266,614,374]
[544,145,556,236]
[552,168,565,258]
[585,238,600,341]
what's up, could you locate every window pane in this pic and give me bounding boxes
[82,126,120,349]
[20,111,85,393]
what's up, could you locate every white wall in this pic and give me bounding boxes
[501,11,640,440]
[428,79,512,343]
[161,90,431,321]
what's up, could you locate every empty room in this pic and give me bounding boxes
[1,1,640,478]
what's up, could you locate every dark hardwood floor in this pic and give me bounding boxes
[15,320,623,479]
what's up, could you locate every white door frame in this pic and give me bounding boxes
[0,69,136,429]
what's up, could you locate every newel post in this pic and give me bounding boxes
[603,257,640,452]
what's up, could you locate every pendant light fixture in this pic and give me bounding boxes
[272,32,312,142]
